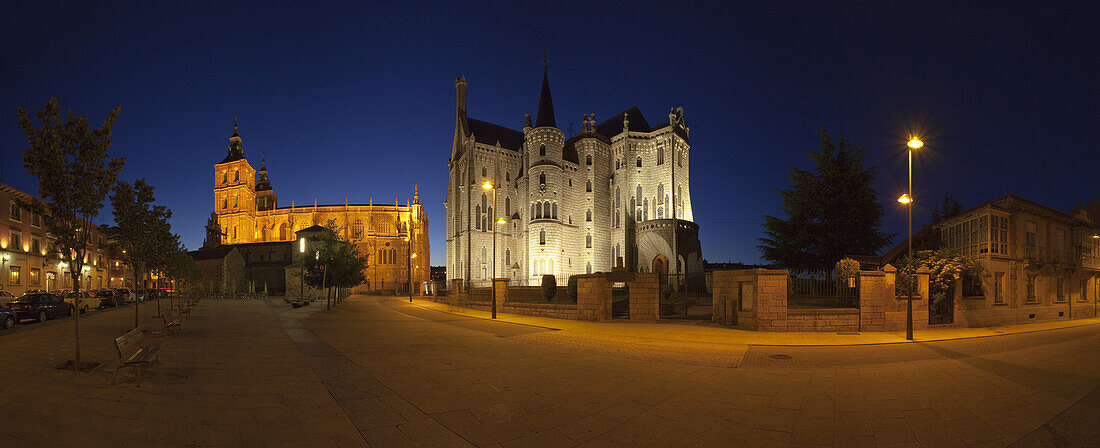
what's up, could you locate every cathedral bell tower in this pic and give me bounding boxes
[213,116,258,244]
[255,156,278,211]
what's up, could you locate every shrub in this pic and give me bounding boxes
[541,275,557,300]
[834,258,860,281]
[567,275,578,302]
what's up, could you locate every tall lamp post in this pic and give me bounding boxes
[897,136,923,341]
[482,180,505,319]
[404,235,414,302]
[299,237,306,301]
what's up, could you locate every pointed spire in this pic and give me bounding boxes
[232,112,239,138]
[535,51,556,128]
[413,183,420,204]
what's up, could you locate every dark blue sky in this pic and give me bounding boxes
[3,2,1097,266]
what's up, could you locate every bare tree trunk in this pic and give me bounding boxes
[71,271,81,369]
[133,267,140,330]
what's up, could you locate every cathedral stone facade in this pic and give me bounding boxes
[446,69,703,287]
[210,120,430,293]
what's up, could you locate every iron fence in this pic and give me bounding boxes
[659,273,712,320]
[786,276,858,309]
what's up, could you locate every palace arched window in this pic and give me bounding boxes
[531,203,536,219]
[678,151,683,167]
[279,223,288,240]
[643,198,648,220]
[586,234,592,248]
[539,230,546,245]
[482,167,487,177]
[539,144,546,156]
[657,183,664,204]
[585,180,592,192]
[657,146,664,165]
[586,262,592,274]
[586,209,592,222]
[222,172,227,184]
[475,205,482,230]
[585,154,592,165]
[543,202,551,219]
[615,187,620,208]
[222,198,227,209]
[539,173,546,185]
[485,206,492,230]
[234,170,240,182]
[505,249,510,265]
[391,249,397,263]
[636,156,642,167]
[233,195,238,207]
[552,203,558,219]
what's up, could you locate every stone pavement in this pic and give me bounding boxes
[0,294,1097,447]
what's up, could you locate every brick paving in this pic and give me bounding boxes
[1,295,1098,447]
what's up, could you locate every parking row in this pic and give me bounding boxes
[0,288,170,330]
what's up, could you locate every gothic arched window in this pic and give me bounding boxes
[539,144,546,156]
[531,203,536,219]
[234,170,240,181]
[539,230,546,245]
[585,180,592,192]
[615,187,620,208]
[657,146,665,165]
[539,173,546,185]
[475,205,482,230]
[585,154,592,165]
[222,171,227,184]
[505,249,510,265]
[636,156,642,167]
[543,202,551,219]
[280,223,287,240]
[391,249,397,263]
[586,262,592,274]
[352,220,363,239]
[586,209,592,222]
[643,198,648,220]
[505,197,510,215]
[586,234,592,248]
[552,203,558,219]
[657,183,664,204]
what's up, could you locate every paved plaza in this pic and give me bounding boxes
[0,295,1097,447]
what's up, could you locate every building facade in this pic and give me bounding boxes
[445,69,702,287]
[0,183,155,296]
[211,120,429,292]
[934,195,1100,327]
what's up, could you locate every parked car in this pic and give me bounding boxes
[94,290,122,308]
[6,293,74,322]
[65,291,102,312]
[1,306,16,330]
[115,288,135,304]
[0,290,15,302]
[134,289,149,302]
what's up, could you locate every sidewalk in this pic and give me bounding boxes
[408,297,1100,346]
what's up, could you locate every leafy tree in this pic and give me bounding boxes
[303,230,367,308]
[109,179,178,328]
[18,98,125,370]
[895,249,984,308]
[759,128,892,275]
[541,275,557,300]
[931,191,963,224]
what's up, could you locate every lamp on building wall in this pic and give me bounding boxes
[482,180,502,319]
[897,136,923,341]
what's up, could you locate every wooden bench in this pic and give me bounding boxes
[178,303,192,319]
[160,311,181,335]
[112,328,163,386]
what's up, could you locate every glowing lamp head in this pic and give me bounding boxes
[481,181,493,190]
[496,217,506,225]
[898,194,912,205]
[907,137,923,149]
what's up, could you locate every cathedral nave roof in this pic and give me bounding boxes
[466,118,525,151]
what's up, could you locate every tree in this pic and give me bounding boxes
[931,191,963,224]
[759,128,892,275]
[303,230,367,308]
[18,98,125,370]
[109,179,178,328]
[164,249,202,294]
[895,249,983,307]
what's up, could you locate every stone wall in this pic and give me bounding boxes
[575,274,611,322]
[787,309,860,332]
[885,266,930,332]
[626,272,659,321]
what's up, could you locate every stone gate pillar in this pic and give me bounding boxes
[627,273,659,321]
[493,278,509,306]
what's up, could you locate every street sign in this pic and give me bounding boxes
[312,264,326,273]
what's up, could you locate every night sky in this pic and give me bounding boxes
[2,2,1097,266]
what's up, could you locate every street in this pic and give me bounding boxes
[0,295,1096,447]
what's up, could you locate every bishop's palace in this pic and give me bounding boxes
[446,68,703,287]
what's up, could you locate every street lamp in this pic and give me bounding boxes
[482,180,501,319]
[299,237,306,301]
[898,136,923,341]
[405,236,412,302]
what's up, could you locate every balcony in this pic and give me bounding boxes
[1023,245,1045,262]
[1051,250,1075,266]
